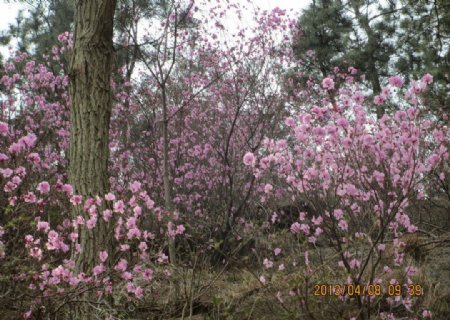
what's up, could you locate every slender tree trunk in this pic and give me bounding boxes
[68,0,117,318]
[161,88,177,265]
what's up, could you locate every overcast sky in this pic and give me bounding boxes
[0,2,23,31]
[0,0,312,57]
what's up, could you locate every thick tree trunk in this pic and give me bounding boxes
[68,0,117,318]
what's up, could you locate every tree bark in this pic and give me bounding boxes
[68,0,117,318]
[161,87,177,265]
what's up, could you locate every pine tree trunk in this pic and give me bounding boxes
[68,0,117,318]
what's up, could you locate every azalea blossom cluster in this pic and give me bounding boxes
[0,1,299,317]
[244,74,448,318]
[0,37,188,319]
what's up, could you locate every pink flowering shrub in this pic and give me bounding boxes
[0,2,296,317]
[0,1,448,319]
[243,73,449,318]
[0,36,187,319]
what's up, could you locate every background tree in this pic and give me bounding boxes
[396,0,450,117]
[293,0,449,118]
[293,0,353,78]
[0,0,173,78]
[0,0,74,59]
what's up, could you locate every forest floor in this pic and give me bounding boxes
[135,230,450,320]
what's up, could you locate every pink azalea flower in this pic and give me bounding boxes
[126,217,137,228]
[24,192,37,203]
[138,241,148,252]
[129,181,142,193]
[27,153,41,164]
[127,227,141,239]
[113,200,125,213]
[29,247,43,260]
[0,122,9,135]
[333,209,344,220]
[422,310,432,318]
[284,117,295,127]
[388,75,404,88]
[102,209,112,221]
[176,224,185,235]
[290,222,301,234]
[99,250,108,262]
[300,224,310,235]
[349,258,360,269]
[105,192,115,201]
[243,152,256,166]
[37,181,50,194]
[134,286,144,299]
[338,219,348,231]
[62,184,73,195]
[322,77,335,90]
[145,198,155,209]
[314,227,323,236]
[37,221,50,233]
[348,66,357,75]
[263,258,273,269]
[142,268,154,280]
[121,271,132,280]
[308,236,317,244]
[352,91,364,104]
[157,252,168,264]
[12,176,22,185]
[373,95,384,105]
[312,216,323,225]
[421,73,433,85]
[19,133,37,149]
[114,259,128,272]
[86,216,97,230]
[133,206,142,216]
[70,195,82,206]
[264,183,273,194]
[93,264,105,276]
[120,244,130,251]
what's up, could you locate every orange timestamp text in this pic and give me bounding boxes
[313,283,423,297]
